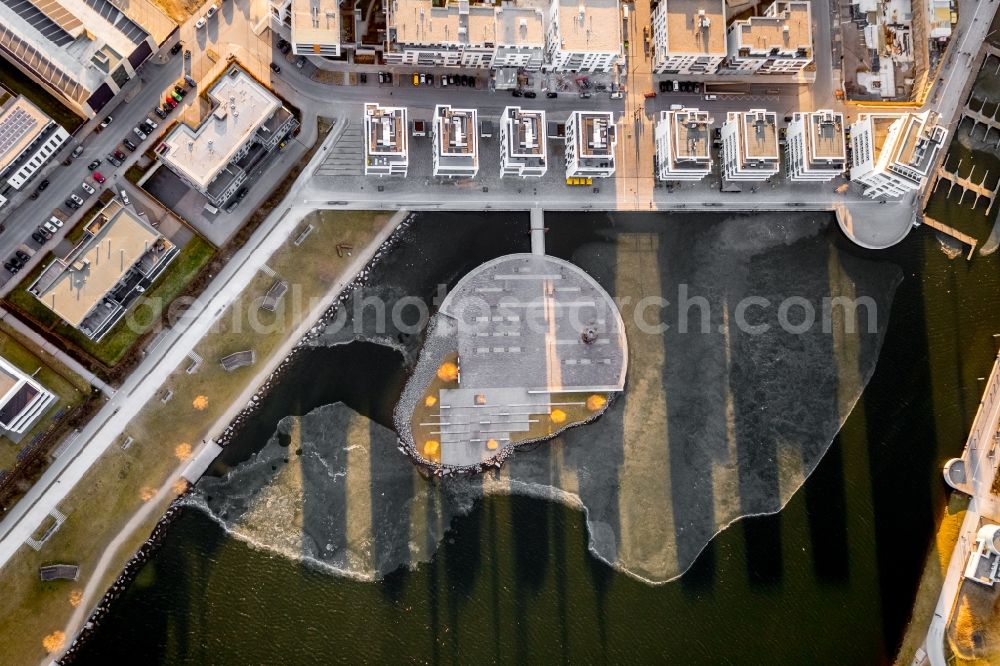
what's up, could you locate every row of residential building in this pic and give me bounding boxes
[365,102,617,179]
[271,0,814,75]
[0,95,69,197]
[364,102,946,198]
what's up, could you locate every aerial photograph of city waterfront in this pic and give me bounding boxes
[0,0,999,662]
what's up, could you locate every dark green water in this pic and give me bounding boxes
[73,213,1000,665]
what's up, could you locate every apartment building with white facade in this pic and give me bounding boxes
[785,110,846,182]
[432,104,479,177]
[0,355,55,436]
[0,0,171,118]
[0,96,69,191]
[565,110,616,178]
[500,106,547,177]
[156,67,298,207]
[720,109,780,181]
[725,0,812,74]
[651,0,726,75]
[654,108,714,181]
[546,0,622,72]
[288,0,342,56]
[364,103,409,177]
[848,111,947,199]
[384,0,546,69]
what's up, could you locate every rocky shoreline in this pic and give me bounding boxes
[57,213,414,662]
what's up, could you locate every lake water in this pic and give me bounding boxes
[73,210,1000,664]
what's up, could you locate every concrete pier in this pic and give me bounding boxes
[935,160,999,214]
[530,208,545,255]
[922,216,979,260]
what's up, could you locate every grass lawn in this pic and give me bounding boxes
[0,60,83,133]
[0,210,394,664]
[5,237,215,369]
[0,325,92,472]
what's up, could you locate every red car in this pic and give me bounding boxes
[165,97,178,109]
[93,171,106,184]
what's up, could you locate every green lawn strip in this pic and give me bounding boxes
[0,61,83,133]
[0,327,89,470]
[5,238,215,369]
[0,211,391,664]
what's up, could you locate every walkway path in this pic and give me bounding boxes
[57,208,404,657]
[0,308,114,398]
[0,109,328,572]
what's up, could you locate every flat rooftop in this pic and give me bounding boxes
[31,201,162,328]
[670,108,712,161]
[390,0,500,46]
[806,111,846,160]
[664,0,726,55]
[496,3,545,47]
[572,111,615,157]
[292,0,341,46]
[503,106,546,158]
[735,0,811,55]
[892,114,945,175]
[365,103,407,157]
[734,110,778,160]
[0,96,51,174]
[158,67,281,191]
[554,0,621,54]
[435,104,478,163]
[431,253,627,466]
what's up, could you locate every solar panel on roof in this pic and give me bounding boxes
[29,0,82,35]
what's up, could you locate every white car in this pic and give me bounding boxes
[610,91,623,99]
[134,127,147,141]
[120,189,130,205]
[43,221,58,235]
[49,216,64,228]
[69,194,84,206]
[144,117,158,130]
[205,3,218,17]
[195,17,206,29]
[81,182,95,195]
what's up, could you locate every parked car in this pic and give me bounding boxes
[71,145,85,159]
[87,159,101,170]
[173,85,186,97]
[48,216,64,228]
[205,3,218,17]
[426,74,433,85]
[122,138,137,152]
[81,182,95,195]
[412,73,420,86]
[704,94,717,101]
[359,73,367,84]
[38,179,49,192]
[170,91,182,102]
[524,90,537,98]
[29,191,39,200]
[269,62,281,74]
[195,17,206,29]
[65,199,79,210]
[419,73,426,85]
[378,72,385,84]
[38,225,53,239]
[511,89,523,97]
[579,92,591,99]
[97,116,112,131]
[278,39,291,54]
[70,194,84,206]
[170,42,183,55]
[143,118,158,130]
[120,189,130,205]
[15,250,29,264]
[165,97,178,109]
[154,107,167,119]
[31,231,46,244]
[107,155,122,167]
[43,221,58,235]
[235,187,248,201]
[4,262,17,275]
[441,75,448,87]
[134,127,147,141]
[295,56,306,68]
[93,171,106,184]
[546,91,558,98]
[385,72,392,83]
[610,91,623,99]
